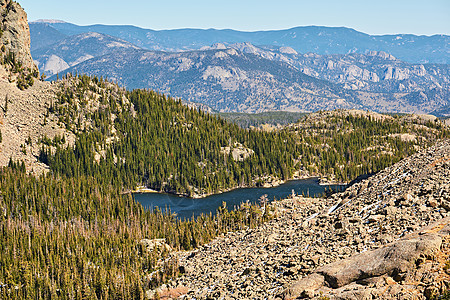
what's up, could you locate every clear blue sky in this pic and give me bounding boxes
[17,0,450,35]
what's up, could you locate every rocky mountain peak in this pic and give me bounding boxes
[0,0,38,85]
[209,43,227,50]
[279,46,298,55]
[367,50,396,61]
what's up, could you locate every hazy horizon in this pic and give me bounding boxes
[29,19,450,37]
[18,0,450,36]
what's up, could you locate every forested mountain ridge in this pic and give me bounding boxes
[220,109,450,184]
[38,73,450,195]
[38,74,301,197]
[287,110,449,183]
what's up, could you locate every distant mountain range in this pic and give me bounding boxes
[30,20,450,64]
[30,20,450,115]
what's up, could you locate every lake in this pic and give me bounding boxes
[134,178,346,220]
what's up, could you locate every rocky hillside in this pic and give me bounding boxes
[0,79,72,174]
[159,139,450,299]
[30,21,450,64]
[33,32,140,76]
[284,218,450,299]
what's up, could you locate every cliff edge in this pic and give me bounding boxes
[0,0,71,173]
[0,0,38,88]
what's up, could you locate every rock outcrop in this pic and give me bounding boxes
[0,0,71,173]
[166,139,450,299]
[367,50,396,61]
[284,219,450,299]
[0,0,36,73]
[140,238,172,253]
[221,142,254,162]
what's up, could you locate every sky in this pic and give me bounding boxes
[17,0,450,36]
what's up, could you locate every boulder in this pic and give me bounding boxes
[317,233,441,288]
[283,273,324,299]
[283,218,450,299]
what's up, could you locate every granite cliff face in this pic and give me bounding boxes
[0,0,36,73]
[0,0,70,173]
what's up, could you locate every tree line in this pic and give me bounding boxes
[0,165,272,299]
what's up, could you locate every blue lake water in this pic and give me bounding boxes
[134,178,346,220]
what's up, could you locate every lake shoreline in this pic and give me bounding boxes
[134,177,347,220]
[127,175,348,199]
